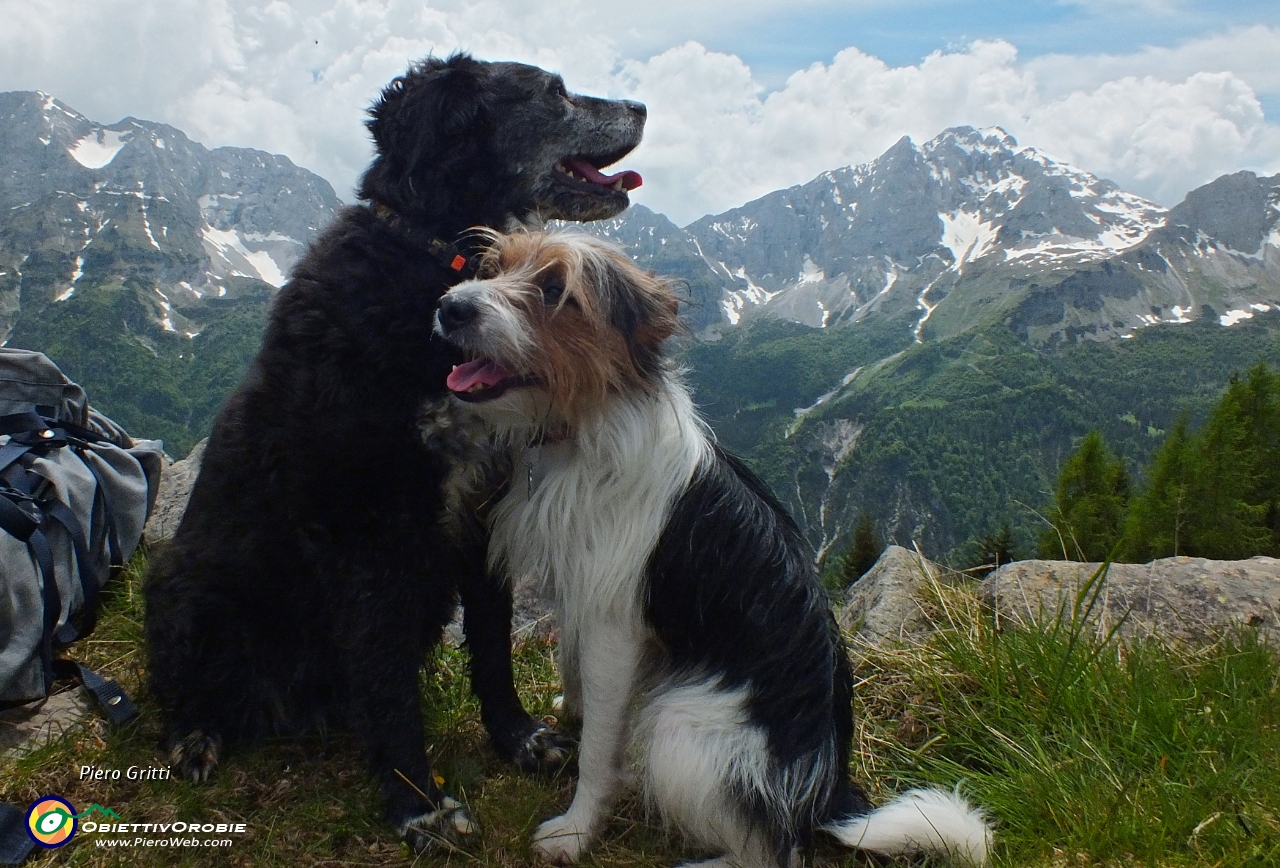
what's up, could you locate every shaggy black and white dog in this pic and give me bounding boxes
[144,56,645,850]
[435,231,991,868]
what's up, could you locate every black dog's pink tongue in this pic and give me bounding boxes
[447,359,512,393]
[567,157,642,190]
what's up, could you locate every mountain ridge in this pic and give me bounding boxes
[4,92,1279,561]
[0,90,342,453]
[586,126,1280,351]
[0,90,341,344]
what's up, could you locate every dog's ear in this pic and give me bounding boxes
[588,250,681,382]
[358,54,496,220]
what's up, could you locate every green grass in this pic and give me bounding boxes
[3,553,1277,866]
[849,568,1280,868]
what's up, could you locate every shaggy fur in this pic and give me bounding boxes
[144,55,646,851]
[435,231,992,867]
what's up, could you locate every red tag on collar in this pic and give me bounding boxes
[450,254,467,271]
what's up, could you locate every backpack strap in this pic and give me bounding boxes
[2,463,99,641]
[0,485,60,695]
[0,482,137,725]
[52,660,137,726]
[71,447,126,576]
[2,409,128,574]
[0,411,51,437]
[0,412,57,478]
[0,802,35,866]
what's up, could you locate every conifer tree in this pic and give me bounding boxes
[1181,371,1272,559]
[1238,364,1280,546]
[1124,419,1192,561]
[971,522,1018,575]
[840,512,884,586]
[1038,431,1130,561]
[1124,364,1280,561]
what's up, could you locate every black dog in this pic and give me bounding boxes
[144,54,645,850]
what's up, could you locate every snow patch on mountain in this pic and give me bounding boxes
[201,226,288,287]
[798,255,825,284]
[1002,225,1152,263]
[789,367,864,436]
[722,296,743,326]
[68,129,131,169]
[940,209,999,268]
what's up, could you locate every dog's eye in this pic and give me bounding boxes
[542,280,566,304]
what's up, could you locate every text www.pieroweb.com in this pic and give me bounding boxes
[80,821,245,848]
[92,836,233,848]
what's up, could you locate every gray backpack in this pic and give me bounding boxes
[0,348,164,712]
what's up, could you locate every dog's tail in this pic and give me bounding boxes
[821,786,991,866]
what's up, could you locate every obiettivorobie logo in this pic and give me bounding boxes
[26,797,247,850]
[26,798,118,848]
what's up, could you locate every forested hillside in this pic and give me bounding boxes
[690,311,1280,563]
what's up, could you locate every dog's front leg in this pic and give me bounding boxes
[459,562,575,770]
[533,622,640,864]
[552,634,582,726]
[345,653,478,853]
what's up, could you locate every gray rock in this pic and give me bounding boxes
[0,685,94,757]
[143,439,206,543]
[511,573,557,644]
[979,556,1280,643]
[440,572,556,649]
[839,545,946,644]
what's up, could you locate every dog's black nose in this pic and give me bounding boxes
[438,294,478,333]
[623,100,647,119]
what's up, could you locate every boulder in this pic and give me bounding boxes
[142,439,206,543]
[441,574,557,648]
[0,685,94,758]
[980,556,1280,644]
[511,572,557,643]
[839,545,946,644]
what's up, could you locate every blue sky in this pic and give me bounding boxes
[1,1,1277,224]
[721,1,1280,82]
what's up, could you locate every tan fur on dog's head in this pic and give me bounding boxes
[436,230,681,433]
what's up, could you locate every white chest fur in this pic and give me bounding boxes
[487,386,710,635]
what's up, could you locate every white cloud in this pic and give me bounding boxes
[1027,25,1280,98]
[1021,72,1280,204]
[619,40,1040,221]
[0,1,1277,226]
[622,38,1280,222]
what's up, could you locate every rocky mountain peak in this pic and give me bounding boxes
[610,127,1179,335]
[0,90,342,343]
[571,125,1278,346]
[1163,170,1280,255]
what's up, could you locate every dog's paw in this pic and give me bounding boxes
[168,730,221,783]
[512,724,576,773]
[400,796,479,853]
[551,694,581,726]
[533,813,593,864]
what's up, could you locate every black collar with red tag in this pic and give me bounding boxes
[424,237,475,275]
[370,203,480,277]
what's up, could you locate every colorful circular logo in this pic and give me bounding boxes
[26,796,77,848]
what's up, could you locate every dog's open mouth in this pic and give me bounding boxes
[555,155,642,193]
[447,358,540,402]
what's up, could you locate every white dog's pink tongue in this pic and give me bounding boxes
[567,157,642,190]
[448,359,512,393]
